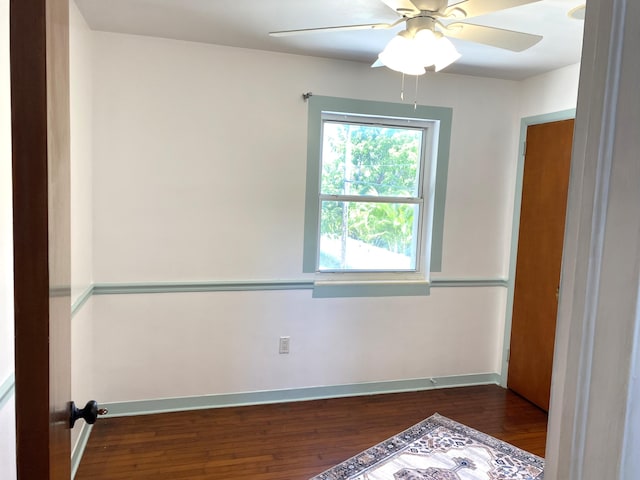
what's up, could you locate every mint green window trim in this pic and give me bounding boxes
[303,95,452,297]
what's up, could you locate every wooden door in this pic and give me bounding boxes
[11,0,72,477]
[508,119,574,411]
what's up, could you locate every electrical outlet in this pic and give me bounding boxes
[279,336,290,354]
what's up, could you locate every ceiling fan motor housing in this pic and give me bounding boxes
[411,0,449,13]
[405,16,437,36]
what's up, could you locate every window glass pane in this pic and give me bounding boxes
[319,201,419,271]
[321,122,422,197]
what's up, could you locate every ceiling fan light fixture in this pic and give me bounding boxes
[413,29,439,66]
[433,36,462,72]
[414,28,438,47]
[378,54,426,75]
[378,35,427,75]
[378,28,461,75]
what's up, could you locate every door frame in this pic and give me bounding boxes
[500,108,576,387]
[547,0,640,475]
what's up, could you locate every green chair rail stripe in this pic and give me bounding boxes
[93,280,315,295]
[72,285,94,317]
[431,278,508,288]
[67,278,508,318]
[89,278,507,296]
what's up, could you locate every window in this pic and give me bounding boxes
[319,113,429,272]
[303,96,452,297]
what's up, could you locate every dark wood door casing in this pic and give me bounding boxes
[11,0,71,477]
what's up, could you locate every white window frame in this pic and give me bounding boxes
[317,112,435,280]
[303,96,453,298]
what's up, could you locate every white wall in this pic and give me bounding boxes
[0,0,16,476]
[0,397,16,480]
[69,0,94,452]
[93,288,506,401]
[71,0,94,302]
[92,35,520,283]
[89,32,522,402]
[519,63,580,119]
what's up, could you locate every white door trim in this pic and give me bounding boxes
[546,0,640,478]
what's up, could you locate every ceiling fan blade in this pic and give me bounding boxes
[269,23,394,37]
[379,0,420,15]
[445,0,542,20]
[568,4,586,20]
[371,58,385,68]
[444,23,542,52]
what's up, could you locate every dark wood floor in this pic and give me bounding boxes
[76,385,547,479]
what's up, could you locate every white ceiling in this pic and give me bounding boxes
[74,0,586,81]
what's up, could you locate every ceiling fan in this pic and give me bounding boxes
[269,0,544,75]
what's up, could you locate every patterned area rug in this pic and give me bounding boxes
[310,413,544,480]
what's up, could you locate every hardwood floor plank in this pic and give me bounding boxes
[76,385,547,479]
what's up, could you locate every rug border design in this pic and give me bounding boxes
[310,413,544,480]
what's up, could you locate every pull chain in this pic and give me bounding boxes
[400,73,405,101]
[414,74,419,110]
